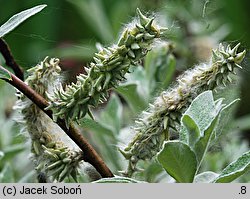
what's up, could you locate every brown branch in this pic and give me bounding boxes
[0,65,114,178]
[0,38,24,81]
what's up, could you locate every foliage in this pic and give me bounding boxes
[0,5,46,38]
[120,44,245,177]
[157,91,249,183]
[0,1,249,183]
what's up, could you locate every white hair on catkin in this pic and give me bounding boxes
[14,57,84,182]
[120,43,246,176]
[46,8,167,125]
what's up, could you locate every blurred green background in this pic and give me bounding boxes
[0,0,249,182]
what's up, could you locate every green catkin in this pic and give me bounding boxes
[121,43,246,176]
[47,8,167,124]
[14,57,83,182]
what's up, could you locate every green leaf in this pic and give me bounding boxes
[52,42,96,61]
[0,151,4,161]
[0,163,15,182]
[181,115,200,146]
[157,141,197,182]
[214,150,250,183]
[145,49,158,89]
[194,115,219,168]
[67,0,113,42]
[179,91,222,160]
[179,91,238,169]
[144,162,165,182]
[145,44,175,95]
[194,98,239,168]
[194,171,219,183]
[99,93,122,134]
[80,117,113,136]
[0,68,12,81]
[93,176,143,183]
[179,125,189,144]
[1,144,26,161]
[80,94,123,136]
[157,54,176,89]
[116,65,148,114]
[0,5,47,38]
[80,95,123,170]
[213,84,240,137]
[18,170,36,183]
[234,114,250,131]
[116,84,147,114]
[181,91,220,137]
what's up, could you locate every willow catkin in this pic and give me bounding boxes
[47,8,167,125]
[120,43,246,175]
[14,57,83,182]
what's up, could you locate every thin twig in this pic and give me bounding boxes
[0,65,114,178]
[0,38,24,81]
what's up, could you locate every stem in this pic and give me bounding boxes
[0,65,114,178]
[0,38,24,81]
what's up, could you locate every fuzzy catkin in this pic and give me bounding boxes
[47,8,167,124]
[121,43,246,174]
[14,57,83,182]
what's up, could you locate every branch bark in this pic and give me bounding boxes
[0,38,24,81]
[0,65,114,178]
